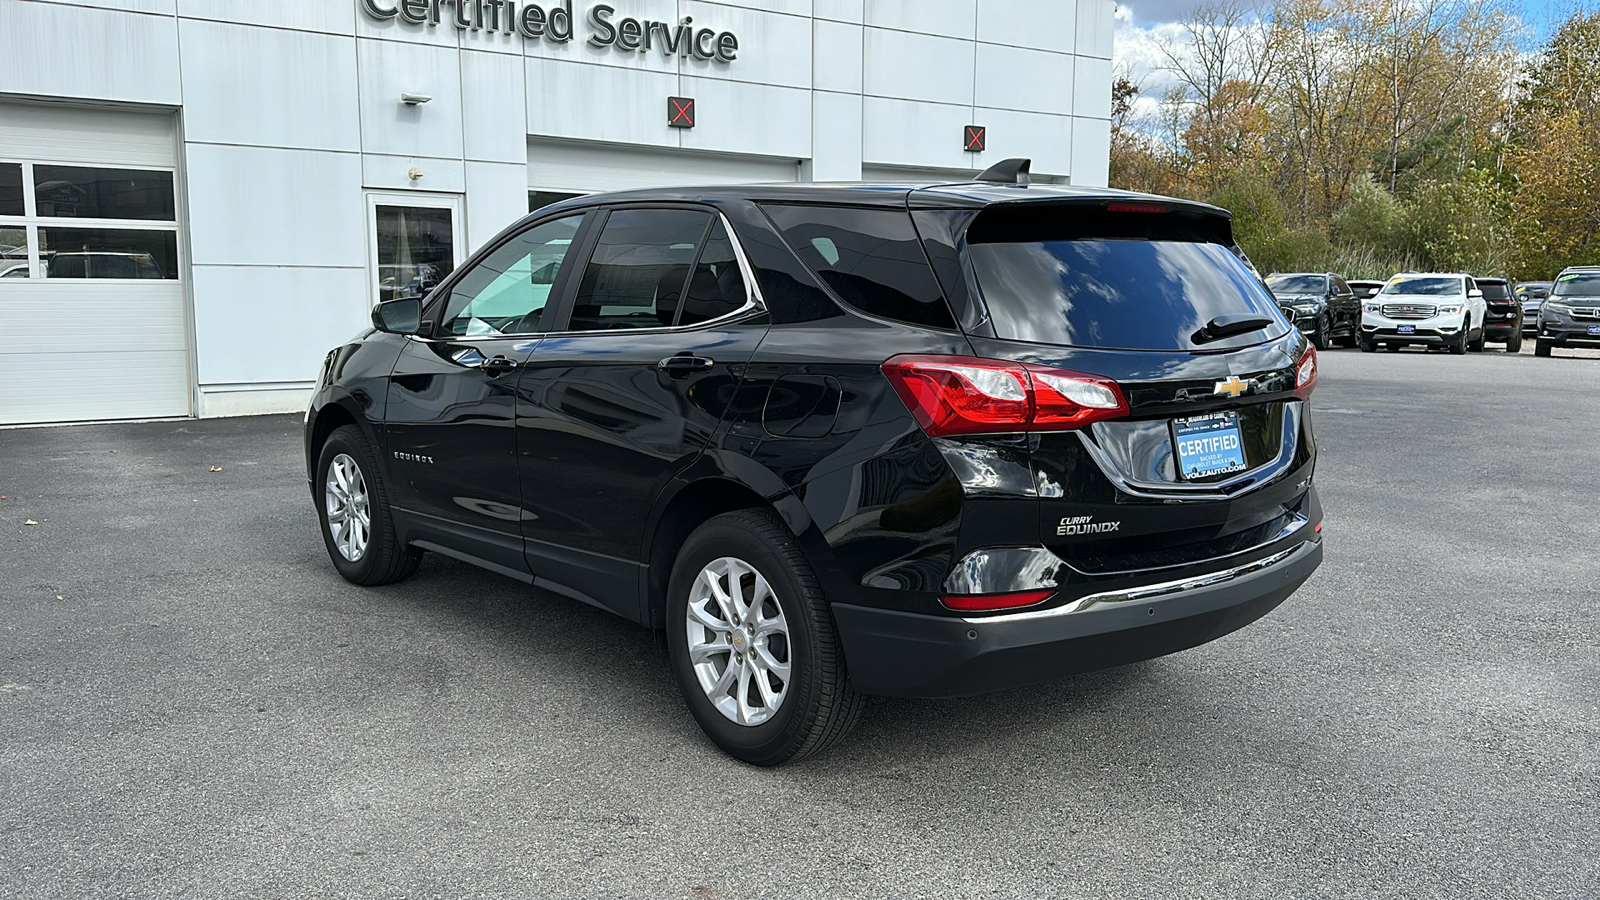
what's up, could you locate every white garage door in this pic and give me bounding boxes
[528,139,800,194]
[0,103,189,425]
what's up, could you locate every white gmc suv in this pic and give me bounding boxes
[1359,273,1487,354]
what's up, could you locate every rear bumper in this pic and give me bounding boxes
[832,538,1322,698]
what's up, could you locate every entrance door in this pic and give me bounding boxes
[366,192,464,308]
[383,211,590,578]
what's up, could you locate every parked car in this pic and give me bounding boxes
[1347,279,1384,302]
[42,251,164,279]
[1535,266,1600,357]
[1264,272,1359,349]
[303,162,1325,764]
[1359,273,1487,353]
[1516,281,1552,336]
[1474,276,1522,352]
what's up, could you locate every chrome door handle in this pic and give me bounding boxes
[657,353,714,374]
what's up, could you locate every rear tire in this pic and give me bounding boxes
[666,510,863,766]
[1506,331,1523,353]
[316,425,423,586]
[1535,339,1553,358]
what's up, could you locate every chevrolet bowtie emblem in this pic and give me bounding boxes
[1213,376,1249,398]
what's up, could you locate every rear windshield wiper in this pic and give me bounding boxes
[1193,314,1274,345]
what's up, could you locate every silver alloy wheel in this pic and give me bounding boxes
[324,453,371,562]
[685,556,791,726]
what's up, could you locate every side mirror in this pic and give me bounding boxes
[1469,289,1483,299]
[372,297,422,335]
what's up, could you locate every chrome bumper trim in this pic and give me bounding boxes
[964,539,1318,625]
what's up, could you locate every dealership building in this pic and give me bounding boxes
[0,0,1114,425]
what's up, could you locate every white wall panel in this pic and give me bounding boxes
[863,28,973,106]
[975,44,1074,115]
[678,78,812,159]
[814,0,864,24]
[357,38,466,159]
[362,154,467,192]
[808,92,863,181]
[813,20,863,94]
[190,265,368,385]
[528,140,797,192]
[180,20,360,152]
[461,50,530,163]
[1076,0,1115,59]
[973,107,1073,177]
[1072,116,1110,186]
[977,0,1076,52]
[698,0,812,17]
[1074,55,1113,120]
[29,0,174,14]
[526,58,680,146]
[680,2,813,89]
[465,161,532,251]
[865,0,975,40]
[176,0,354,35]
[862,97,973,171]
[0,2,180,105]
[185,144,365,268]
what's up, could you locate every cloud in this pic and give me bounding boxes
[1114,4,1192,118]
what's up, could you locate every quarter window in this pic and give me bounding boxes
[438,214,583,337]
[568,208,712,332]
[679,219,748,325]
[762,204,956,330]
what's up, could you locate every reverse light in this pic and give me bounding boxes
[1293,345,1317,400]
[939,589,1056,612]
[881,355,1128,437]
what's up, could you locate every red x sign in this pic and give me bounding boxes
[964,125,986,152]
[668,96,696,129]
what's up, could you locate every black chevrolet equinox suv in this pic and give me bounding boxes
[305,160,1324,764]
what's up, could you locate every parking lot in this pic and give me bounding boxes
[2,345,1597,899]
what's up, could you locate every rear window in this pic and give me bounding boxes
[1266,274,1326,294]
[963,209,1286,351]
[762,204,956,330]
[1479,281,1511,300]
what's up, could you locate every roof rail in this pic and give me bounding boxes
[975,157,1031,186]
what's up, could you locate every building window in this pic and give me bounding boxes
[529,191,580,212]
[0,160,180,280]
[375,205,455,302]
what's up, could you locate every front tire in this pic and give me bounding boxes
[1535,339,1553,357]
[1468,319,1485,352]
[316,425,422,586]
[1311,317,1329,350]
[1450,326,1468,354]
[1359,337,1376,353]
[667,510,863,766]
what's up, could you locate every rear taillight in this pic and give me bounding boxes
[881,355,1128,437]
[1293,345,1317,399]
[939,589,1055,612]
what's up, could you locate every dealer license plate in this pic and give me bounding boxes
[1173,411,1248,480]
[1397,324,1416,334]
[1587,325,1600,336]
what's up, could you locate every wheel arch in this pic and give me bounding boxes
[306,396,382,486]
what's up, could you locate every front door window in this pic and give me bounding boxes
[375,205,454,303]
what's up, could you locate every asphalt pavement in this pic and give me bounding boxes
[2,343,1597,899]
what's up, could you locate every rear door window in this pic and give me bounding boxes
[965,208,1287,351]
[567,208,711,331]
[762,204,956,330]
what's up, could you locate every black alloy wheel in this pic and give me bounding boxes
[666,510,864,766]
[1311,317,1329,351]
[316,425,423,586]
[1450,327,1469,355]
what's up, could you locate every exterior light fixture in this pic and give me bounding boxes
[400,93,431,105]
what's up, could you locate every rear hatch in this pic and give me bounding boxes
[926,198,1317,577]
